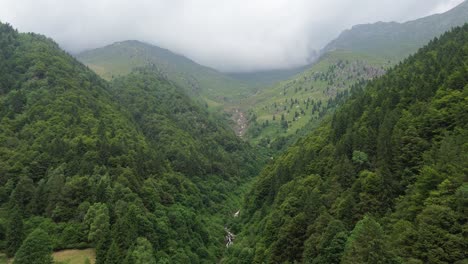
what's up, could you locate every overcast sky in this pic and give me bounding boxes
[0,0,464,72]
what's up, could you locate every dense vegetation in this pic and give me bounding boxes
[243,50,390,149]
[76,40,256,106]
[1,5,467,264]
[225,24,468,263]
[243,1,468,151]
[0,22,260,263]
[73,3,468,153]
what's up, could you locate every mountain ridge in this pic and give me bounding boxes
[225,23,468,264]
[77,40,255,105]
[241,2,468,149]
[322,0,468,58]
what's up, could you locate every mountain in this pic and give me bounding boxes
[224,24,468,263]
[0,22,260,263]
[323,0,468,59]
[76,40,254,105]
[227,64,312,88]
[240,2,468,149]
[242,50,391,148]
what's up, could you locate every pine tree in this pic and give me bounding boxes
[45,165,65,216]
[5,208,23,257]
[13,228,53,264]
[84,203,110,244]
[104,241,120,264]
[341,216,396,264]
[126,237,156,264]
[95,232,111,264]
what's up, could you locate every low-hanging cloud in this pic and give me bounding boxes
[0,0,464,72]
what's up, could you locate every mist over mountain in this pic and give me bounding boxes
[323,0,468,59]
[0,1,467,264]
[76,40,254,103]
[0,0,464,72]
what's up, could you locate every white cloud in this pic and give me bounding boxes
[0,0,464,71]
[428,0,465,13]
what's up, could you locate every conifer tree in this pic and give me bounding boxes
[13,228,53,264]
[342,216,396,264]
[5,208,23,257]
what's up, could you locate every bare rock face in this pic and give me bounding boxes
[224,227,236,248]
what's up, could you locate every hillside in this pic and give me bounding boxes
[239,2,468,149]
[224,24,468,263]
[323,0,468,59]
[227,64,312,88]
[76,40,255,105]
[242,50,390,147]
[0,22,260,263]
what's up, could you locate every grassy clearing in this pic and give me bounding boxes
[53,249,95,264]
[0,253,8,264]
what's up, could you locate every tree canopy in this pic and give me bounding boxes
[0,21,260,263]
[225,24,468,264]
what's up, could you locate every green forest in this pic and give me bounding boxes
[0,4,467,264]
[224,24,468,263]
[0,22,260,263]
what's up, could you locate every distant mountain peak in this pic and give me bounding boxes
[322,0,468,59]
[76,39,255,103]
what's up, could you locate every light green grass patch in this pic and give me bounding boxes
[53,248,95,264]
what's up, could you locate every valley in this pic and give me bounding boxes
[76,1,468,151]
[0,1,467,264]
[239,50,391,145]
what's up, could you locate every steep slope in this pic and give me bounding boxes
[242,50,390,148]
[225,25,468,263]
[240,2,468,149]
[0,22,260,263]
[227,64,312,88]
[76,40,254,105]
[323,0,468,59]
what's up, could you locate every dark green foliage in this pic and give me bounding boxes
[84,203,110,245]
[303,219,348,264]
[0,22,260,262]
[0,23,18,95]
[341,216,396,264]
[5,208,23,257]
[104,241,120,264]
[110,66,257,179]
[124,237,156,264]
[227,25,468,263]
[13,228,53,264]
[1,16,466,264]
[95,232,111,264]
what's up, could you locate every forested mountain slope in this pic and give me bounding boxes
[0,22,260,263]
[243,1,468,149]
[323,0,468,59]
[243,50,390,148]
[225,24,468,264]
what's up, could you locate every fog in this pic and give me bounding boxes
[0,0,464,71]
